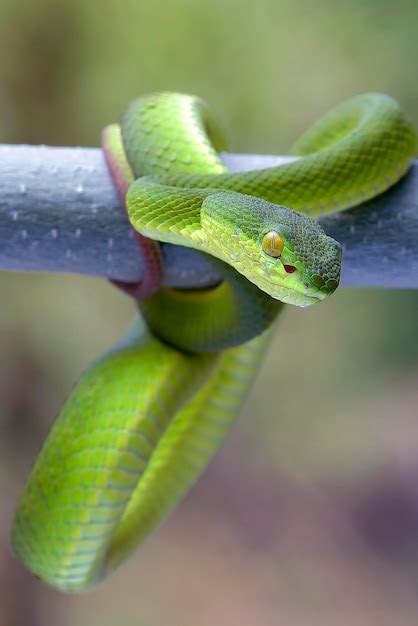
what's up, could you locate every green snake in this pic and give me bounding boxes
[11,92,417,591]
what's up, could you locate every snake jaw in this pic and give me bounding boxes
[259,263,335,306]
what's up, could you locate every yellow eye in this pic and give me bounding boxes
[262,231,284,257]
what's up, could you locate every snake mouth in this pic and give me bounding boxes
[257,263,339,306]
[294,290,329,306]
[292,284,338,306]
[257,278,328,307]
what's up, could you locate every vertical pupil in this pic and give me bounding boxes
[263,231,283,257]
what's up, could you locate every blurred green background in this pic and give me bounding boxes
[0,0,417,624]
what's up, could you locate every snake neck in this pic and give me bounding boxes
[139,256,283,353]
[127,179,341,309]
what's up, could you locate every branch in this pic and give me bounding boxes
[0,144,417,289]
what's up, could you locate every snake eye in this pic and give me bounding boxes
[262,231,284,257]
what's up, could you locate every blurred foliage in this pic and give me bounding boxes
[0,0,418,624]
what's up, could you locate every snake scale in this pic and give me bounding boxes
[11,92,417,591]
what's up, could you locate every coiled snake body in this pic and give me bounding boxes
[11,92,417,591]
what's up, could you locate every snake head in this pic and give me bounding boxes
[201,191,342,307]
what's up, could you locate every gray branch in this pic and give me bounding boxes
[0,144,417,289]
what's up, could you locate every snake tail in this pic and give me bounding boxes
[12,322,271,590]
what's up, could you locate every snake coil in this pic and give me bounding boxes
[11,92,417,591]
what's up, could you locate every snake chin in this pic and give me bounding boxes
[257,275,331,307]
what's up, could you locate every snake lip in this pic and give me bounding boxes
[261,266,328,305]
[307,294,322,301]
[303,292,324,304]
[267,280,325,305]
